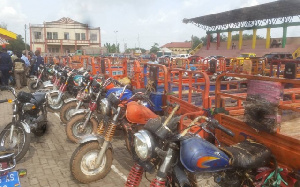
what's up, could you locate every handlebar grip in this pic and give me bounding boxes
[210,119,235,137]
[0,99,8,103]
[0,86,9,91]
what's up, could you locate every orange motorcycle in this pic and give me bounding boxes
[69,87,158,183]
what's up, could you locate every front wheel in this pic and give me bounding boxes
[48,92,64,112]
[70,141,112,183]
[28,79,43,93]
[0,122,31,162]
[66,114,98,143]
[60,101,85,124]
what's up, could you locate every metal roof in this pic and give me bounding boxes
[183,0,300,28]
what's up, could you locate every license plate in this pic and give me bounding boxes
[0,171,20,187]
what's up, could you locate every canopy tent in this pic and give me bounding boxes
[0,28,17,45]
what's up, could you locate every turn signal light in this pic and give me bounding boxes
[7,99,12,103]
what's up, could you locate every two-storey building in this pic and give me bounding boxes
[29,17,101,55]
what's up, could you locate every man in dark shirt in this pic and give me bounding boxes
[33,50,44,75]
[0,47,13,85]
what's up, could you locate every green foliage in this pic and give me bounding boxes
[150,43,159,54]
[6,35,29,52]
[232,33,264,41]
[191,36,201,49]
[104,42,120,53]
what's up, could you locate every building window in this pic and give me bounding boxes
[81,33,86,40]
[34,32,41,39]
[53,32,58,39]
[90,34,97,41]
[75,33,80,40]
[64,32,69,40]
[47,32,52,39]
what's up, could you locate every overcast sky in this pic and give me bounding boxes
[1,0,299,52]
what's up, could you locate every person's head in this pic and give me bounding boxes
[150,53,156,61]
[35,50,40,56]
[16,51,22,58]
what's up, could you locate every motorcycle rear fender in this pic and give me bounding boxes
[20,121,30,134]
[65,98,78,104]
[43,83,53,89]
[80,135,113,150]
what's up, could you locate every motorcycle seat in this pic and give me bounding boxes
[220,139,271,169]
[31,92,46,106]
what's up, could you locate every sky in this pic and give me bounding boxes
[1,0,299,52]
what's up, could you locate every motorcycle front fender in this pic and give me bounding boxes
[65,98,78,104]
[43,83,53,88]
[71,109,90,117]
[19,121,31,134]
[80,135,112,150]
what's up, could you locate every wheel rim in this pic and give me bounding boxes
[50,95,63,110]
[80,149,107,176]
[72,121,93,138]
[66,108,76,121]
[0,126,26,158]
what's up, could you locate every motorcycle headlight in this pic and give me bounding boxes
[134,130,155,161]
[22,103,36,111]
[100,98,110,115]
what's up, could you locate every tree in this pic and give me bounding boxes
[191,36,201,50]
[6,35,29,52]
[232,33,264,41]
[150,43,159,54]
[104,43,119,53]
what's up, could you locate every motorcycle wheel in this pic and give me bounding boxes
[66,114,98,143]
[47,92,64,112]
[70,141,112,183]
[0,122,31,162]
[28,80,42,93]
[60,101,85,124]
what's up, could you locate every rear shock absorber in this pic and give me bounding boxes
[104,123,117,141]
[150,178,165,187]
[97,120,105,135]
[125,163,144,187]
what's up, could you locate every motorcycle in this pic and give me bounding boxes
[47,69,87,112]
[59,75,100,124]
[126,104,276,187]
[65,78,132,143]
[0,148,27,186]
[69,86,157,183]
[0,86,48,161]
[27,64,54,93]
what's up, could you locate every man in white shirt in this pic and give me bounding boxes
[147,53,158,64]
[21,50,31,85]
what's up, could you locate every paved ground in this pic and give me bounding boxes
[0,87,153,187]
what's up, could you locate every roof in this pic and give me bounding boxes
[0,28,17,40]
[183,0,300,28]
[161,42,192,48]
[45,17,86,25]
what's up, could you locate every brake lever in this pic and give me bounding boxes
[201,125,221,147]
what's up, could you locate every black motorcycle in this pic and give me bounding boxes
[0,86,48,161]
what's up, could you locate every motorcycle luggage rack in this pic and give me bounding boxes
[0,152,16,172]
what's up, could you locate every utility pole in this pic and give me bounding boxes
[138,34,140,50]
[24,24,27,55]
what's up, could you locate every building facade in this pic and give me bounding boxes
[161,42,192,55]
[29,17,101,55]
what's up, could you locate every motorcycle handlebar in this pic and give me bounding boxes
[209,118,235,137]
[0,99,8,103]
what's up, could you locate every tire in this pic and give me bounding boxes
[0,122,31,162]
[60,101,85,124]
[70,141,112,183]
[48,92,64,112]
[66,114,98,143]
[28,80,42,93]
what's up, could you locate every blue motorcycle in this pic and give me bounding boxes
[126,104,274,187]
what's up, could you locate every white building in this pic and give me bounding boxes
[29,17,101,55]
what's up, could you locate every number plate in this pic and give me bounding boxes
[0,171,21,187]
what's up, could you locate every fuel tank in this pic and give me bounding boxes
[126,101,158,124]
[180,137,230,172]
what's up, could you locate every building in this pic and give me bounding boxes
[0,28,17,45]
[29,17,101,55]
[161,42,192,55]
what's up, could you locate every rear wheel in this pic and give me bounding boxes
[70,141,112,183]
[66,114,98,143]
[0,122,31,162]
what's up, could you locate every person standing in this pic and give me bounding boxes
[0,46,13,86]
[13,51,26,90]
[33,50,44,75]
[21,50,30,86]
